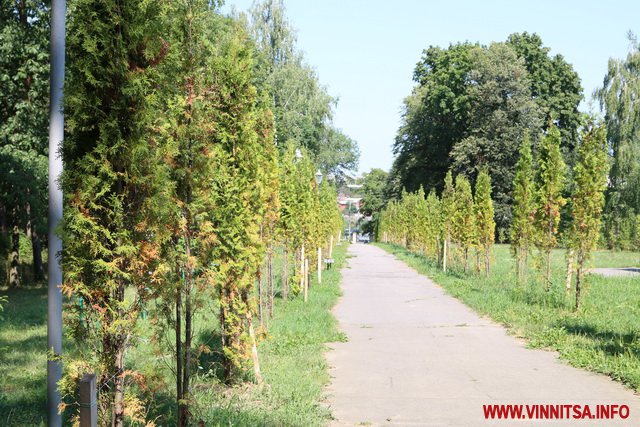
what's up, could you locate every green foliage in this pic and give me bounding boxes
[535,125,567,287]
[390,43,474,196]
[390,34,581,234]
[358,168,389,218]
[510,132,536,279]
[596,33,640,250]
[0,0,50,286]
[247,0,359,179]
[450,42,542,232]
[61,0,171,423]
[507,32,583,160]
[474,170,495,275]
[359,168,388,236]
[451,175,476,272]
[424,189,442,260]
[441,170,455,240]
[568,119,610,309]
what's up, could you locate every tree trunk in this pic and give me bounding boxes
[545,249,551,291]
[546,213,553,290]
[0,204,6,237]
[303,258,309,303]
[282,246,289,301]
[300,243,305,297]
[181,251,192,427]
[329,235,333,258]
[463,247,468,273]
[268,247,274,318]
[176,279,183,423]
[9,226,20,288]
[112,345,125,427]
[219,289,230,380]
[317,246,322,284]
[25,203,44,281]
[258,261,264,326]
[443,237,448,273]
[245,302,262,384]
[484,247,490,277]
[565,248,574,295]
[31,229,44,281]
[575,252,584,310]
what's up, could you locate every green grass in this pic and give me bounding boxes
[377,242,640,391]
[195,243,348,426]
[1,242,348,426]
[0,287,62,426]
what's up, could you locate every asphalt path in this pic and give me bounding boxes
[326,243,640,426]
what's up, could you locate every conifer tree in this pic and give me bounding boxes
[276,142,299,300]
[61,1,170,423]
[413,187,429,255]
[441,171,455,271]
[535,125,566,289]
[475,170,495,276]
[425,189,442,263]
[568,119,609,309]
[510,132,535,280]
[452,175,476,272]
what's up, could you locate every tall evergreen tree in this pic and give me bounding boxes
[474,170,495,276]
[568,119,609,309]
[535,125,566,289]
[451,175,475,273]
[425,189,442,263]
[510,132,535,280]
[61,0,170,423]
[441,170,455,272]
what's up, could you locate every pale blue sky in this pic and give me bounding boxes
[222,0,640,174]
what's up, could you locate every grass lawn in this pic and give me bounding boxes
[1,242,348,426]
[377,243,640,392]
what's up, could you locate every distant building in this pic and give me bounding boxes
[337,195,362,212]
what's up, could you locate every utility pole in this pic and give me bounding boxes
[48,0,65,425]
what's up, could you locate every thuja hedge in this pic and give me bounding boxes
[59,1,342,425]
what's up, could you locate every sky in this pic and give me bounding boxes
[222,0,640,174]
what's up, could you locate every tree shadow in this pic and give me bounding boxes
[195,327,227,382]
[558,321,640,358]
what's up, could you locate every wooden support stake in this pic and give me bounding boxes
[317,246,322,284]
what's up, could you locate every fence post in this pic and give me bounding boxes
[80,373,97,427]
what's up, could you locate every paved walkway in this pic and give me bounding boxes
[592,267,640,277]
[326,244,640,426]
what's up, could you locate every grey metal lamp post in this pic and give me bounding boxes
[48,0,65,425]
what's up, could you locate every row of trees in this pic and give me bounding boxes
[378,169,495,275]
[37,1,349,426]
[377,120,608,309]
[381,31,640,249]
[0,0,50,286]
[0,0,359,288]
[389,34,582,234]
